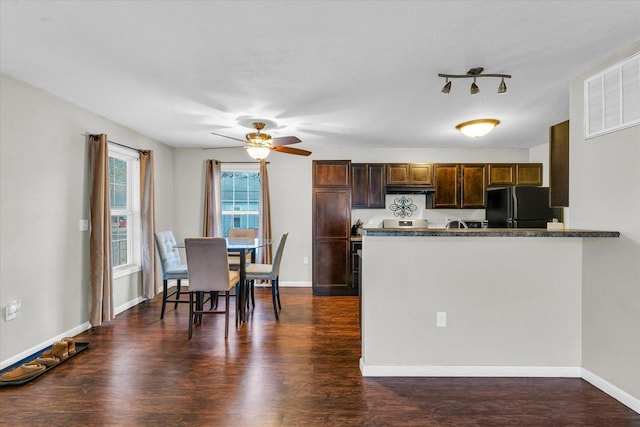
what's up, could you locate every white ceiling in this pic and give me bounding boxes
[1,1,639,152]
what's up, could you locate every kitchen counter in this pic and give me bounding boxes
[364,228,619,238]
[359,228,618,378]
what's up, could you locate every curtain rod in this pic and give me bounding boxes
[221,161,270,164]
[84,133,148,153]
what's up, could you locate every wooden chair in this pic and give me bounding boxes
[185,238,240,339]
[245,232,288,320]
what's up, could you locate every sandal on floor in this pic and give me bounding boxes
[36,354,60,367]
[0,361,45,382]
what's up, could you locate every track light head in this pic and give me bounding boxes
[498,77,507,93]
[470,78,479,95]
[441,79,451,94]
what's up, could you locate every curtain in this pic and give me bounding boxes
[259,160,272,264]
[88,134,114,326]
[203,159,222,237]
[139,150,156,300]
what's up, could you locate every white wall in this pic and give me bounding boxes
[529,142,551,187]
[568,43,640,401]
[172,146,531,286]
[0,74,175,367]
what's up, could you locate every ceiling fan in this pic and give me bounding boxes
[208,122,311,160]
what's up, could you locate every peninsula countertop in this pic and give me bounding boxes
[363,228,620,238]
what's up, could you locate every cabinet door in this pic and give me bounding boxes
[386,164,410,185]
[351,164,367,208]
[487,164,516,187]
[312,188,353,296]
[313,160,350,187]
[517,163,543,186]
[409,163,433,185]
[367,164,386,208]
[549,120,569,207]
[461,164,486,208]
[433,164,460,208]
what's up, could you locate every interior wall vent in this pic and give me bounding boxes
[585,52,640,139]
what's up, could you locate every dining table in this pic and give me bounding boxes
[177,237,272,324]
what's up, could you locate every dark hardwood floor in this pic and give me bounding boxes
[1,287,638,426]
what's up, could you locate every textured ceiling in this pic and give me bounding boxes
[1,1,639,152]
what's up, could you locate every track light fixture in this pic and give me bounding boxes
[439,67,511,94]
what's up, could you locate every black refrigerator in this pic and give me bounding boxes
[486,187,563,228]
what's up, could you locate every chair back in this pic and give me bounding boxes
[270,232,289,277]
[185,238,233,292]
[229,228,256,239]
[154,231,182,277]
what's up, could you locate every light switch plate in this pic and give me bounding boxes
[79,219,89,231]
[437,312,446,327]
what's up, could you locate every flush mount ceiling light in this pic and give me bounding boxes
[439,67,511,94]
[455,119,500,138]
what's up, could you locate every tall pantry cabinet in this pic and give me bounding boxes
[312,160,355,296]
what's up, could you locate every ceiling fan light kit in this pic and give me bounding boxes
[456,119,500,138]
[246,145,271,160]
[439,67,511,94]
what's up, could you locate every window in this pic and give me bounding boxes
[109,144,141,277]
[220,163,260,237]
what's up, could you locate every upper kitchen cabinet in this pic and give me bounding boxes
[487,163,543,187]
[352,163,386,209]
[549,120,569,207]
[487,163,516,186]
[516,163,543,186]
[313,160,351,187]
[433,163,486,208]
[386,163,433,185]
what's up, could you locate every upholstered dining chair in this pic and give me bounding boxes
[185,238,240,339]
[244,232,288,320]
[227,228,256,269]
[154,231,190,319]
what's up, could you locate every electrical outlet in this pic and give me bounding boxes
[437,312,446,327]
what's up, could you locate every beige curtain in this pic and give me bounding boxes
[259,160,272,264]
[139,150,156,300]
[88,134,114,326]
[203,159,222,237]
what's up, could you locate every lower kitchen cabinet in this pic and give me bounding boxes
[351,239,362,290]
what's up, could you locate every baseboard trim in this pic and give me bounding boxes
[581,368,640,414]
[0,322,91,370]
[115,296,146,315]
[358,360,581,378]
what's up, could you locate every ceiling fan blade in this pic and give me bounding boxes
[271,136,302,147]
[210,131,247,143]
[201,145,246,150]
[272,146,312,156]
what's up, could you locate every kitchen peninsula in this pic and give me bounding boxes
[359,228,619,377]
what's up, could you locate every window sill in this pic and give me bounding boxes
[113,264,142,280]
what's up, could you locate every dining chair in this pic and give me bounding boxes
[185,238,240,339]
[244,232,288,320]
[154,231,190,319]
[228,228,256,269]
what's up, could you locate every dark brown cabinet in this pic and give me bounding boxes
[312,160,355,296]
[549,120,569,207]
[386,163,433,185]
[516,163,543,186]
[487,163,543,187]
[351,163,385,209]
[433,163,486,208]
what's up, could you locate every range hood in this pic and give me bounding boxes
[385,185,435,194]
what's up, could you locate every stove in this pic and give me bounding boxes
[382,219,429,229]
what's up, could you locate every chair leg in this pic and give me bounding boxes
[271,280,279,320]
[235,283,240,326]
[275,277,282,310]
[174,279,182,310]
[161,279,169,319]
[210,291,218,309]
[250,280,255,308]
[224,291,230,338]
[188,292,194,339]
